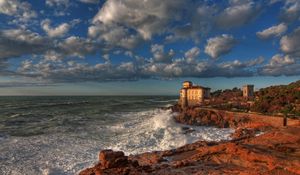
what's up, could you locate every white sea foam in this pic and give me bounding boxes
[0,109,233,175]
[107,109,234,155]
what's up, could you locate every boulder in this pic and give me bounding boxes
[99,150,128,169]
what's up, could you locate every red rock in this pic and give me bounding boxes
[99,150,128,169]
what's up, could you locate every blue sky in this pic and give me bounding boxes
[0,0,300,95]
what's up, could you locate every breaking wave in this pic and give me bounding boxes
[0,97,233,175]
[107,109,233,155]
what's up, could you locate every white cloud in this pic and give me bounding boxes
[17,59,138,82]
[88,0,261,50]
[18,60,33,72]
[102,54,110,61]
[45,0,71,16]
[46,0,69,7]
[259,54,300,76]
[216,0,261,29]
[256,23,287,39]
[184,47,200,63]
[280,27,300,57]
[0,29,51,59]
[91,0,186,40]
[88,23,142,49]
[44,50,64,62]
[150,44,175,63]
[269,54,295,66]
[0,28,100,60]
[280,0,300,22]
[15,53,266,83]
[59,36,99,58]
[205,34,237,59]
[41,19,70,38]
[0,0,36,22]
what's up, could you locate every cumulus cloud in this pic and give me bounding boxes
[91,0,186,40]
[141,57,261,78]
[58,36,99,58]
[150,44,175,63]
[259,54,300,76]
[40,18,80,38]
[205,34,237,59]
[280,0,300,22]
[44,50,64,62]
[17,59,138,82]
[0,0,36,22]
[184,47,200,63]
[216,0,261,29]
[0,28,99,60]
[280,27,300,57]
[45,0,71,16]
[15,52,266,83]
[46,0,69,7]
[88,0,262,49]
[0,29,51,59]
[2,0,300,84]
[88,23,142,49]
[256,23,287,39]
[41,19,71,38]
[269,54,295,66]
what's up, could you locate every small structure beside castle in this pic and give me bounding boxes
[242,84,254,98]
[179,81,211,108]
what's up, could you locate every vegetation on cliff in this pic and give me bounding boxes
[209,81,300,116]
[251,80,300,116]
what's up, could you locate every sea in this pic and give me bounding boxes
[0,96,234,175]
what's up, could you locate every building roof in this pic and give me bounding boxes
[183,81,192,83]
[181,85,210,90]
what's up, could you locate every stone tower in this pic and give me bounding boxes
[243,85,254,98]
[180,81,191,108]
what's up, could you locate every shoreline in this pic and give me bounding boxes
[79,105,300,175]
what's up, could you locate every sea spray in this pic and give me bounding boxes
[107,109,233,155]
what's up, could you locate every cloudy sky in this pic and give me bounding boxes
[0,0,300,95]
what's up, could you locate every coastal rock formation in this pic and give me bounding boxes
[79,150,141,175]
[80,106,300,175]
[99,150,129,169]
[170,104,250,128]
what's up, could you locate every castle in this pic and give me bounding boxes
[179,81,255,108]
[179,81,211,108]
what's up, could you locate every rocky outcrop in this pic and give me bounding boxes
[79,150,141,175]
[99,150,129,169]
[80,106,300,175]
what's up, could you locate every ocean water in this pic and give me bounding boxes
[0,96,234,175]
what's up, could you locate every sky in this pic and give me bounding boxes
[0,0,300,95]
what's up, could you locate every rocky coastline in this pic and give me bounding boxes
[79,105,300,175]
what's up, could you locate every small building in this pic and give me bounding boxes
[243,84,254,98]
[179,81,210,108]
